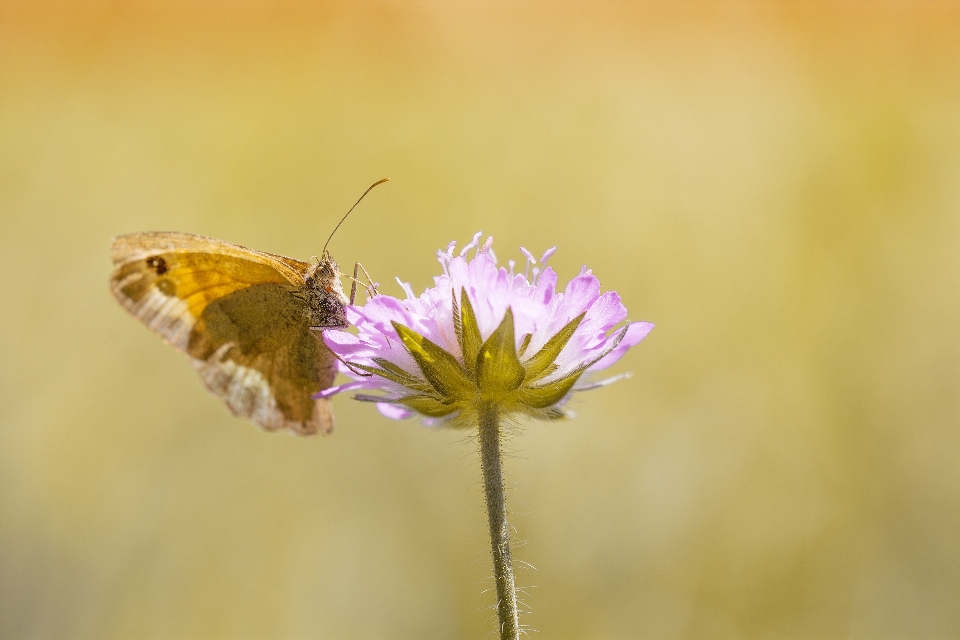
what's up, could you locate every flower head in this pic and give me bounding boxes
[318,233,653,426]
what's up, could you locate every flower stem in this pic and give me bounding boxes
[478,402,520,640]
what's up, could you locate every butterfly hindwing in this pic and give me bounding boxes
[109,232,341,435]
[187,281,338,435]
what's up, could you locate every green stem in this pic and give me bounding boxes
[478,402,520,640]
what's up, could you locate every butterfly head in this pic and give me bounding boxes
[307,252,347,296]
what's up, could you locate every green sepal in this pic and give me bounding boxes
[581,323,630,370]
[523,311,586,382]
[372,357,421,383]
[451,288,464,361]
[458,288,483,375]
[517,333,533,358]
[391,321,474,400]
[350,362,412,388]
[396,394,462,418]
[517,367,585,408]
[540,406,569,420]
[475,308,526,400]
[372,358,436,393]
[349,361,433,394]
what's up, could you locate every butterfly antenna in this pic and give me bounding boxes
[323,178,390,255]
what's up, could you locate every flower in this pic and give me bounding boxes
[317,233,653,426]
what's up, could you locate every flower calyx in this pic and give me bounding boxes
[357,288,590,424]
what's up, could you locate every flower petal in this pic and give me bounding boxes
[589,322,654,371]
[377,403,416,420]
[313,378,383,399]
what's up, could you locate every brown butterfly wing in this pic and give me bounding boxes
[110,232,339,436]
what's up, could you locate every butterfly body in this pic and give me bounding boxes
[110,231,352,436]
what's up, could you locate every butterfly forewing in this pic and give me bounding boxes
[109,232,345,436]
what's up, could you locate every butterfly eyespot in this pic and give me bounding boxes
[146,256,168,275]
[156,278,176,297]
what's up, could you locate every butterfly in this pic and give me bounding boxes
[109,180,386,436]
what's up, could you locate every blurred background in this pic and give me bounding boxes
[2,2,959,638]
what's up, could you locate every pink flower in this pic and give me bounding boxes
[318,233,653,426]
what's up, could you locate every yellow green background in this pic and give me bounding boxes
[2,2,959,638]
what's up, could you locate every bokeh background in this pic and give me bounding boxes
[2,2,959,638]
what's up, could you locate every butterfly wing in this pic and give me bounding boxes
[110,232,340,436]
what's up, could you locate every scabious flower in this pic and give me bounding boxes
[318,233,652,639]
[317,233,653,426]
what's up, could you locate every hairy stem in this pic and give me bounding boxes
[478,402,520,640]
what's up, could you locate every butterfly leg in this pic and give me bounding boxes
[348,262,379,305]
